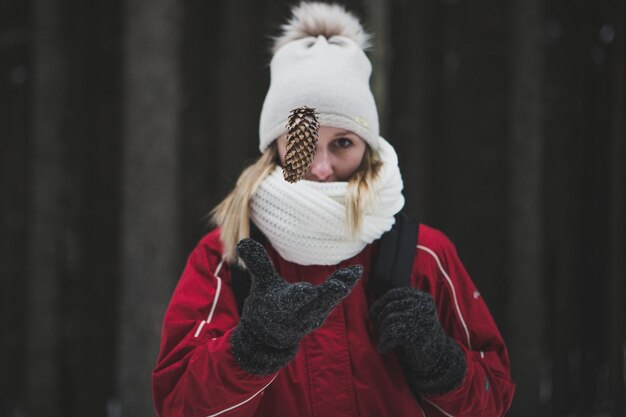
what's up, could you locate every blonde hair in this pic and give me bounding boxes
[210,145,382,264]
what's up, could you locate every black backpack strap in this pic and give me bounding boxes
[230,264,251,316]
[370,212,420,300]
[229,222,267,315]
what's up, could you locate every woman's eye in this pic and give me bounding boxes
[333,138,353,149]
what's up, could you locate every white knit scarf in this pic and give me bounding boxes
[250,137,405,265]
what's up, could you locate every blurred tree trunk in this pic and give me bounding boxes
[24,0,67,415]
[388,0,441,220]
[506,0,546,415]
[61,0,123,415]
[216,0,269,192]
[180,0,225,251]
[543,2,585,415]
[118,0,182,415]
[0,1,30,415]
[364,0,390,135]
[607,0,625,414]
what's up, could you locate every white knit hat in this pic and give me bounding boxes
[258,2,379,152]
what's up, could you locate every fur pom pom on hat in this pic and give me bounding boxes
[272,2,371,53]
[259,2,380,152]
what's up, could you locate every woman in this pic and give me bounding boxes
[153,3,515,416]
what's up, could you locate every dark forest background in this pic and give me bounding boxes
[1,0,624,416]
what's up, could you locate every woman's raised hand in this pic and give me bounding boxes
[231,238,363,374]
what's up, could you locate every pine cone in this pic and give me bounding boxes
[283,106,319,183]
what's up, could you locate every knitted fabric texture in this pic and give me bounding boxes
[259,2,379,152]
[369,287,467,395]
[231,238,363,375]
[250,136,404,266]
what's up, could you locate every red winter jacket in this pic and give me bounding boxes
[153,224,515,417]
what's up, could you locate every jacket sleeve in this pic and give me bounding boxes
[152,234,277,417]
[413,226,515,417]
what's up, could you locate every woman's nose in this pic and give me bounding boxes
[308,150,333,181]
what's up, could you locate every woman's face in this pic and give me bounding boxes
[276,126,367,182]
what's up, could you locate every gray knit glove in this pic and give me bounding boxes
[369,287,467,395]
[231,238,363,375]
